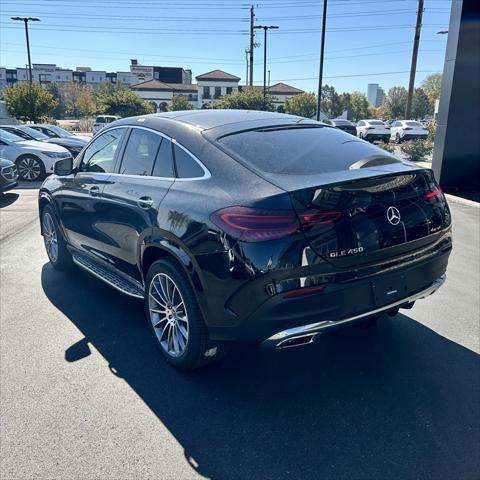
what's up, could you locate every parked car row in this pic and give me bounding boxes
[0,124,89,181]
[325,118,429,143]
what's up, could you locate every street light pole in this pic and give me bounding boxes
[11,17,40,84]
[254,25,278,98]
[316,0,328,121]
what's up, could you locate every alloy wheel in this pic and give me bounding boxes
[17,157,42,181]
[42,212,58,262]
[148,273,189,357]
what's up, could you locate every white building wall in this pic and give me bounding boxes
[116,72,132,85]
[86,71,107,86]
[0,68,6,90]
[196,80,239,108]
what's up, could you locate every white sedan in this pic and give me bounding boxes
[390,120,429,143]
[0,129,71,181]
[356,119,391,143]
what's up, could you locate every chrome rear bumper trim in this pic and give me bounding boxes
[262,274,446,349]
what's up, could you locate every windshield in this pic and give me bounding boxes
[20,126,49,140]
[0,129,24,143]
[47,125,74,137]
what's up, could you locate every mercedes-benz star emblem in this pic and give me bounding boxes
[387,206,401,225]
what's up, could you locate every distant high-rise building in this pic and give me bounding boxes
[367,83,385,107]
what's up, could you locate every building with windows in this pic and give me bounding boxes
[195,70,241,108]
[367,83,385,107]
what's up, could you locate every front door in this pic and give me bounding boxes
[56,127,128,258]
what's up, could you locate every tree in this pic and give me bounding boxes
[349,91,369,121]
[95,81,155,117]
[45,83,66,119]
[168,95,193,111]
[284,92,317,118]
[213,88,274,111]
[411,87,430,119]
[63,82,96,117]
[384,86,408,119]
[3,82,57,122]
[320,84,342,118]
[421,73,442,114]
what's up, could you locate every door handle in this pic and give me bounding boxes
[89,185,100,196]
[137,196,154,209]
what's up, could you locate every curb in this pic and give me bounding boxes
[445,193,480,208]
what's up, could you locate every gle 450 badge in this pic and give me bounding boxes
[329,247,364,258]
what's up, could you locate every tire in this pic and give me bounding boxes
[16,155,45,181]
[359,132,364,139]
[144,259,228,370]
[41,205,74,270]
[395,133,401,144]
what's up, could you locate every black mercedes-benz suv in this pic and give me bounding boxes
[39,110,452,370]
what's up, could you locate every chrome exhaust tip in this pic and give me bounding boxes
[275,332,320,349]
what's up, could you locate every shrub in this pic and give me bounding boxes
[376,142,395,153]
[426,120,436,141]
[400,139,433,162]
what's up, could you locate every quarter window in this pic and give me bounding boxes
[82,128,126,173]
[173,144,204,178]
[119,128,161,176]
[152,137,175,178]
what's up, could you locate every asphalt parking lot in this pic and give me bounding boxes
[1,186,479,480]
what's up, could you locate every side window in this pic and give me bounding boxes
[42,128,57,138]
[82,128,126,173]
[152,137,175,178]
[357,121,364,127]
[119,128,161,176]
[173,143,205,178]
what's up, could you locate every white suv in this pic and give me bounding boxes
[0,129,71,181]
[356,120,391,143]
[390,120,429,143]
[92,115,120,135]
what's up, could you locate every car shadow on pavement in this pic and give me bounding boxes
[41,263,480,480]
[0,192,19,208]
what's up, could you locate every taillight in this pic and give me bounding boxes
[424,185,446,203]
[211,207,342,242]
[298,210,342,230]
[211,207,300,242]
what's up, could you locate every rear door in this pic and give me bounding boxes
[100,127,175,281]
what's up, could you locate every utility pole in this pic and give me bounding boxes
[11,16,40,84]
[245,48,250,87]
[268,70,271,88]
[254,25,279,97]
[11,16,40,121]
[405,0,424,119]
[316,0,328,121]
[249,5,254,87]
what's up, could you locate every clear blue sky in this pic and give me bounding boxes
[0,0,451,95]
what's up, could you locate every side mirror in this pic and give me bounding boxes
[54,157,74,176]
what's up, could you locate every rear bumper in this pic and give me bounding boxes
[261,274,445,349]
[401,133,428,140]
[364,133,390,142]
[206,235,451,343]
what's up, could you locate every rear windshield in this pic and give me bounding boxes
[405,121,423,127]
[368,120,385,125]
[332,119,352,126]
[96,116,117,123]
[216,125,386,175]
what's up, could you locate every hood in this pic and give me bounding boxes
[46,137,88,147]
[16,140,70,153]
[0,157,15,168]
[71,135,91,142]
